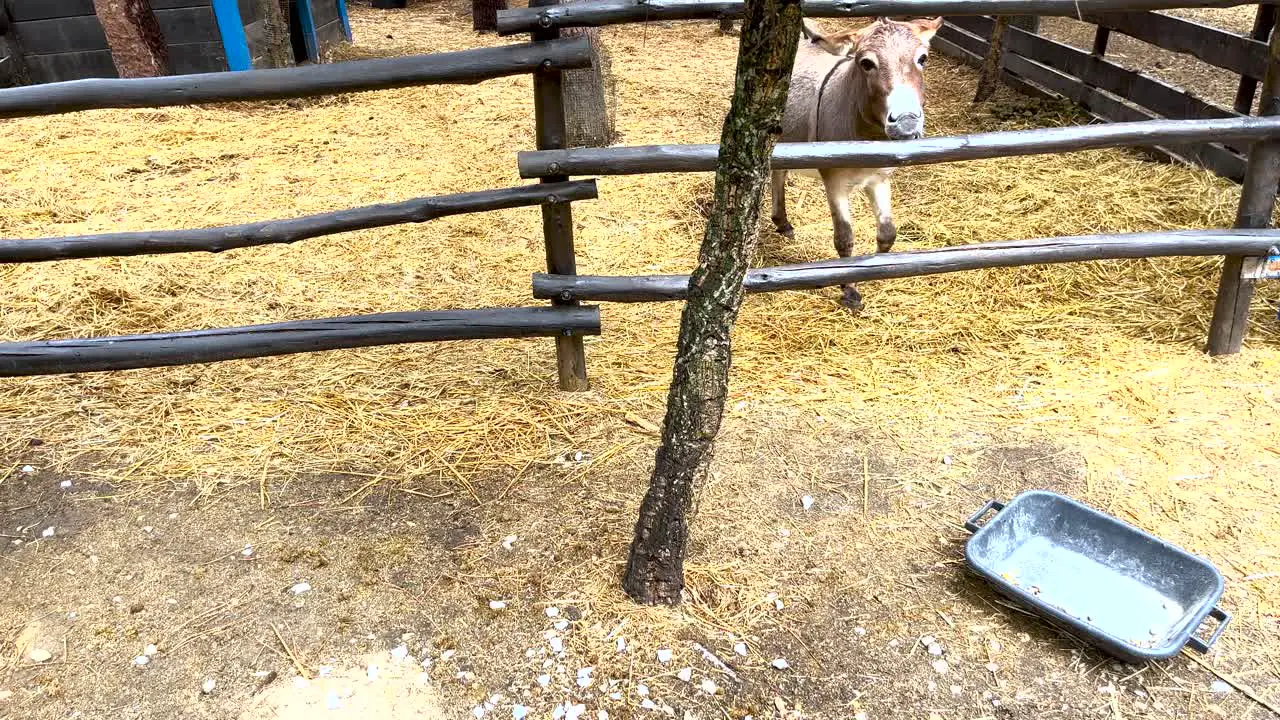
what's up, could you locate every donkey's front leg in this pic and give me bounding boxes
[864,175,896,253]
[770,170,793,239]
[821,169,862,311]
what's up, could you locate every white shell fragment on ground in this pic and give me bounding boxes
[502,535,518,550]
[545,607,560,618]
[734,642,748,656]
[554,620,569,631]
[390,644,409,661]
[143,644,158,657]
[616,637,626,653]
[537,674,551,688]
[927,643,943,656]
[132,655,150,666]
[201,678,216,694]
[1210,680,1232,693]
[549,637,564,653]
[771,658,790,670]
[636,684,649,697]
[699,678,719,695]
[931,659,950,674]
[676,668,692,682]
[512,706,528,720]
[489,600,508,610]
[801,495,814,510]
[29,649,52,663]
[20,465,34,474]
[289,582,311,595]
[439,649,456,661]
[854,627,867,636]
[576,667,594,688]
[656,649,673,663]
[59,480,72,489]
[41,527,55,538]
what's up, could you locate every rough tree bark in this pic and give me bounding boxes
[562,25,614,147]
[256,0,294,68]
[974,15,1011,102]
[92,0,170,78]
[473,0,508,32]
[622,0,803,606]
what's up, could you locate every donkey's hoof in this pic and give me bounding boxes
[773,220,794,240]
[839,286,864,313]
[876,240,895,254]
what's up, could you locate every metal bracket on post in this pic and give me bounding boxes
[1209,23,1280,356]
[531,0,589,391]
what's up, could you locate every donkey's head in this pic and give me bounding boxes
[805,17,942,140]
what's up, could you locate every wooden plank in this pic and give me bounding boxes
[0,181,598,263]
[1234,4,1276,113]
[12,16,109,55]
[243,18,271,68]
[154,6,221,45]
[936,23,1054,98]
[0,306,603,377]
[168,41,227,74]
[5,0,94,22]
[1082,11,1269,79]
[152,0,215,8]
[496,0,1264,35]
[24,49,117,83]
[532,229,1280,302]
[0,36,592,117]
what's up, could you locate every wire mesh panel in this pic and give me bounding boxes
[562,21,616,147]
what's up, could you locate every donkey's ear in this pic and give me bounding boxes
[910,17,943,44]
[803,19,862,56]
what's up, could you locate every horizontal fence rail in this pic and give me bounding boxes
[0,181,598,264]
[533,230,1280,302]
[0,307,602,377]
[0,37,592,119]
[497,0,1261,34]
[518,116,1280,176]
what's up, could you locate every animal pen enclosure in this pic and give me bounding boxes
[0,0,1277,387]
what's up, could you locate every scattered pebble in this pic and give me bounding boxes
[919,636,936,646]
[950,685,963,697]
[564,703,586,720]
[734,642,748,656]
[636,684,649,697]
[616,637,626,653]
[144,644,158,657]
[545,607,561,618]
[59,480,72,490]
[597,712,608,720]
[289,582,311,595]
[677,668,692,682]
[577,667,594,688]
[942,455,953,466]
[771,658,790,670]
[142,526,154,534]
[472,705,486,719]
[927,643,943,657]
[988,639,1002,652]
[888,639,900,648]
[489,600,508,610]
[20,465,34,474]
[699,678,719,695]
[241,545,254,557]
[439,649,456,661]
[931,659,950,674]
[656,649,673,663]
[986,663,999,673]
[554,620,570,631]
[854,627,867,636]
[777,528,791,538]
[41,527,55,538]
[512,706,529,720]
[640,699,658,711]
[390,644,409,661]
[854,713,867,720]
[132,655,150,667]
[201,679,217,695]
[28,649,52,663]
[801,495,815,511]
[549,637,564,654]
[502,535,518,550]
[1210,681,1232,694]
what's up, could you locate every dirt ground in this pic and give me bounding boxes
[2,2,1280,720]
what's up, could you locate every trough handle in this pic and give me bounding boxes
[964,500,1006,533]
[1186,606,1231,653]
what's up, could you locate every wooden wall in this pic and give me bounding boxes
[2,0,238,83]
[311,0,346,52]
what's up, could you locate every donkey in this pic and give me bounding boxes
[771,17,942,310]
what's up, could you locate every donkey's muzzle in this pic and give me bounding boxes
[886,113,924,140]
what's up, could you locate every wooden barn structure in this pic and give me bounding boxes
[0,0,352,85]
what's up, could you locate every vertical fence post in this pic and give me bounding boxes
[1208,24,1280,356]
[531,0,590,390]
[1234,4,1276,114]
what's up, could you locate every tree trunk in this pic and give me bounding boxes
[622,0,803,606]
[0,3,31,87]
[92,0,170,78]
[473,0,508,32]
[974,15,1010,103]
[256,0,294,68]
[562,25,614,147]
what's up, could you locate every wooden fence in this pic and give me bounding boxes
[0,0,1278,392]
[932,6,1279,181]
[0,36,605,378]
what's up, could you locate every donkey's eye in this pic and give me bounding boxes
[918,53,928,67]
[859,57,877,72]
